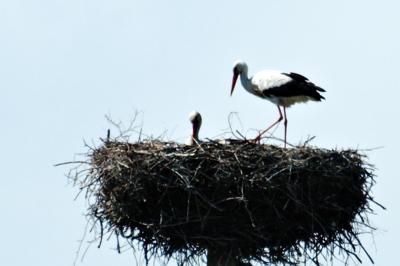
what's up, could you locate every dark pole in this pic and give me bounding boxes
[207,247,237,266]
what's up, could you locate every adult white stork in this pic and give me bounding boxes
[230,60,325,147]
[186,111,202,145]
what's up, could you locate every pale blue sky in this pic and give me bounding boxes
[1,1,398,265]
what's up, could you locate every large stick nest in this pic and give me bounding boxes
[75,139,379,265]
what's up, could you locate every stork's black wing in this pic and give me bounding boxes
[263,72,325,101]
[282,72,309,82]
[283,72,326,92]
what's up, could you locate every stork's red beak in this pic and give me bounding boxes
[231,72,239,96]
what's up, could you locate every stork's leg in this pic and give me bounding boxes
[253,105,283,142]
[283,107,287,148]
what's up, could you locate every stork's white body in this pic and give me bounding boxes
[251,70,292,95]
[240,70,320,107]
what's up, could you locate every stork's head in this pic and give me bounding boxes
[231,60,248,96]
[188,111,202,141]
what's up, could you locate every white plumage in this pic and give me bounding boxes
[253,70,292,94]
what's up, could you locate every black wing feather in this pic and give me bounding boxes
[282,72,326,92]
[282,72,309,82]
[263,72,326,101]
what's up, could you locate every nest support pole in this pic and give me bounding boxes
[207,247,237,266]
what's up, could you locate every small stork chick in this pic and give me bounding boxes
[186,111,202,145]
[230,60,325,147]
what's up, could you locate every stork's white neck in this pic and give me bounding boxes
[239,70,253,94]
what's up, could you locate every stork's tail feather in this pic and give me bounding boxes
[313,90,325,101]
[315,94,325,101]
[308,84,326,101]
